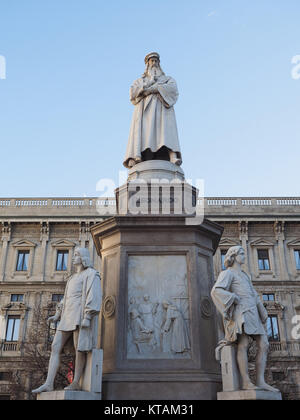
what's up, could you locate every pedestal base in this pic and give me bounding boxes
[102,375,221,400]
[91,215,223,400]
[217,390,282,400]
[36,391,102,400]
[115,160,198,217]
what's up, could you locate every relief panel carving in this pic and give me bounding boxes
[127,255,191,359]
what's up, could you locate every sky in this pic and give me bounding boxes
[0,0,300,198]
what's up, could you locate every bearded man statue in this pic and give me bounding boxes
[123,52,182,169]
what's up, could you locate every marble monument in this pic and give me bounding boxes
[211,246,282,400]
[90,52,223,400]
[32,247,103,400]
[123,52,182,169]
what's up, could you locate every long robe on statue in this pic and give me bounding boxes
[164,305,190,354]
[123,75,182,168]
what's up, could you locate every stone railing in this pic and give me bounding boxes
[205,197,300,207]
[0,198,113,209]
[0,197,299,218]
[1,197,299,207]
[0,341,21,353]
[203,197,300,217]
[269,340,300,355]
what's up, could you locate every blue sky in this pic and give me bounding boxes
[0,0,299,198]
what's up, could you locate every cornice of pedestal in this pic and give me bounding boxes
[90,215,223,256]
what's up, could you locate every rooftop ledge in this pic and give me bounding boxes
[0,197,299,219]
[0,197,299,207]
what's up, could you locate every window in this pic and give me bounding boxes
[257,249,270,270]
[16,250,29,271]
[272,371,285,382]
[0,372,12,381]
[267,315,280,341]
[11,294,24,302]
[294,250,300,270]
[5,316,20,342]
[263,294,275,302]
[52,294,64,302]
[56,250,69,271]
[221,249,228,270]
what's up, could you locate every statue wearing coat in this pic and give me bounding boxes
[56,265,100,352]
[32,247,102,394]
[123,52,182,169]
[211,246,278,393]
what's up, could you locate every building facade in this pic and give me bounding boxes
[0,197,300,399]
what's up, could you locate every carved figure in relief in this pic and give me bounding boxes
[129,308,152,353]
[161,300,190,354]
[138,295,158,333]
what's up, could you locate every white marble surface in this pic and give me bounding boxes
[80,349,103,393]
[124,54,182,169]
[37,391,102,400]
[127,255,191,359]
[218,389,282,400]
[128,160,185,181]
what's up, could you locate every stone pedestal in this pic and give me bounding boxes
[36,349,103,400]
[80,349,103,393]
[91,160,223,399]
[91,214,223,400]
[216,345,282,400]
[37,391,102,401]
[127,160,185,182]
[217,390,282,400]
[115,161,198,218]
[218,344,240,391]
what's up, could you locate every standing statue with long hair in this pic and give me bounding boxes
[32,247,101,394]
[211,246,278,392]
[124,52,182,169]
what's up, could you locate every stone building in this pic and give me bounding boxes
[0,197,299,399]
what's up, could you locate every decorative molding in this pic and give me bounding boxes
[263,301,285,319]
[286,238,300,248]
[250,238,275,247]
[1,222,11,241]
[102,295,116,319]
[239,220,248,240]
[0,302,30,319]
[40,221,49,242]
[274,220,285,240]
[200,297,213,319]
[219,238,239,247]
[12,239,37,248]
[51,239,76,248]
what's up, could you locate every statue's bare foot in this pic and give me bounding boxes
[64,381,81,391]
[32,383,53,394]
[241,381,259,391]
[257,381,279,392]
